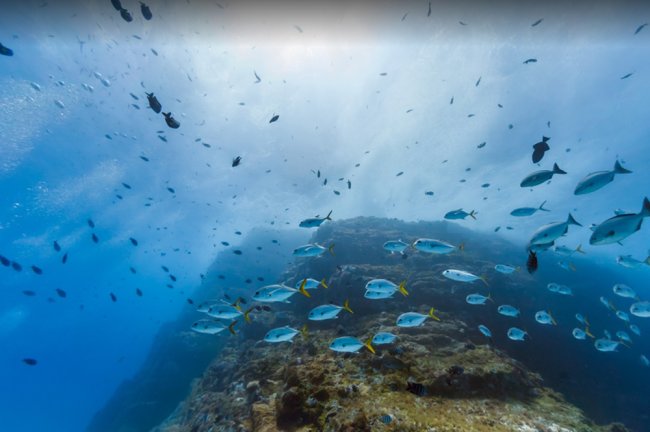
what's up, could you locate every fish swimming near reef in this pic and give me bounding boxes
[510,201,549,217]
[329,336,375,353]
[396,308,440,327]
[442,269,487,285]
[590,197,650,245]
[253,281,311,303]
[383,240,409,254]
[466,293,491,305]
[574,160,632,195]
[191,320,236,335]
[308,300,353,321]
[520,162,566,187]
[444,209,476,220]
[264,325,306,343]
[299,210,332,228]
[372,332,397,345]
[412,238,462,254]
[529,213,581,246]
[295,278,328,290]
[507,327,528,341]
[293,243,335,257]
[494,264,518,274]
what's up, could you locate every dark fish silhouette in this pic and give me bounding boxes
[87,218,95,228]
[55,288,67,298]
[163,112,180,129]
[136,288,143,296]
[23,290,36,296]
[427,1,431,17]
[53,241,61,252]
[186,298,194,305]
[167,187,175,193]
[475,76,481,87]
[620,73,633,80]
[0,42,14,56]
[531,18,543,27]
[532,136,550,163]
[526,250,538,274]
[11,261,22,272]
[161,265,169,272]
[347,180,351,189]
[0,255,10,266]
[406,381,426,396]
[130,267,136,274]
[110,292,117,302]
[254,71,261,83]
[221,241,229,246]
[170,274,177,282]
[140,1,152,20]
[122,182,131,189]
[111,0,122,11]
[119,8,133,22]
[233,250,243,255]
[31,266,43,275]
[92,233,99,243]
[523,58,537,64]
[269,114,279,123]
[130,237,138,246]
[232,156,242,167]
[61,253,68,264]
[23,358,38,366]
[146,92,162,113]
[634,23,647,34]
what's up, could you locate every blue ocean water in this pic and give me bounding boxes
[1,1,650,431]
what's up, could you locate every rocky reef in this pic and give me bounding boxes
[152,217,631,432]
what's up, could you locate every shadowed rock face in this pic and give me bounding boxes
[148,217,634,432]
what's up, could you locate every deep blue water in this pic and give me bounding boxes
[1,1,650,431]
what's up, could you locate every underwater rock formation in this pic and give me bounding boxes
[151,217,632,432]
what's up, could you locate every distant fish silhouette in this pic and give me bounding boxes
[526,250,538,274]
[140,1,152,20]
[0,42,14,56]
[634,23,647,35]
[531,18,543,27]
[532,136,550,163]
[119,8,133,22]
[254,70,261,83]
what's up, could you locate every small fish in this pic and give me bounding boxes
[641,355,650,367]
[413,238,461,254]
[22,290,36,296]
[630,324,641,337]
[383,240,409,254]
[466,293,491,305]
[136,288,143,297]
[11,261,22,272]
[575,313,590,326]
[61,253,68,264]
[574,160,631,195]
[22,358,38,366]
[140,1,152,20]
[620,73,633,80]
[450,96,454,105]
[600,296,616,311]
[372,332,397,345]
[91,233,99,243]
[163,112,180,129]
[520,162,566,187]
[510,200,549,217]
[365,279,408,295]
[308,300,353,321]
[558,260,576,272]
[532,136,551,162]
[146,92,162,113]
[292,243,335,257]
[347,180,351,189]
[269,114,279,123]
[553,244,584,256]
[616,254,650,268]
[232,156,242,167]
[613,284,638,300]
[396,308,440,327]
[630,301,650,318]
[594,338,621,352]
[444,209,476,220]
[233,250,242,255]
[88,219,96,228]
[425,191,434,196]
[477,141,486,149]
[379,414,395,425]
[535,310,556,325]
[572,328,590,340]
[207,304,249,321]
[427,1,432,17]
[494,264,517,274]
[507,327,528,341]
[531,18,544,27]
[0,255,10,266]
[635,23,648,34]
[478,324,492,338]
[442,269,487,285]
[192,320,236,335]
[406,380,426,396]
[529,213,581,246]
[299,210,332,228]
[523,58,537,64]
[167,187,175,194]
[55,288,67,298]
[119,8,133,22]
[31,266,43,275]
[295,278,328,290]
[498,305,520,317]
[110,292,117,302]
[616,311,630,322]
[329,336,374,353]
[475,76,481,86]
[252,281,310,303]
[111,0,122,11]
[254,70,261,83]
[0,42,14,56]
[590,197,650,245]
[55,100,65,109]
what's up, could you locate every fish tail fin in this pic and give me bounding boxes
[398,281,409,297]
[584,316,590,327]
[343,299,353,314]
[228,321,237,335]
[553,163,567,175]
[575,244,586,254]
[325,210,333,221]
[328,243,335,256]
[458,242,465,252]
[244,307,254,323]
[320,278,329,289]
[614,160,632,174]
[620,340,631,349]
[539,200,550,212]
[233,299,242,311]
[301,324,309,339]
[299,279,311,298]
[428,307,441,322]
[585,327,595,339]
[549,311,557,326]
[469,210,477,220]
[542,136,550,142]
[487,292,494,303]
[363,338,376,354]
[480,275,489,287]
[640,197,650,217]
[567,213,582,226]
